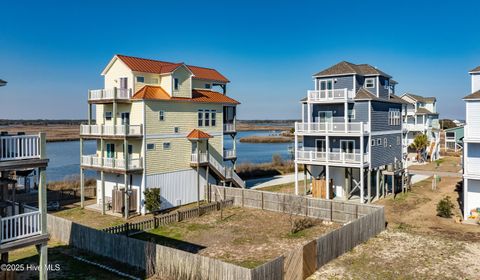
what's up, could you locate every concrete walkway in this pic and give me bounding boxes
[407,169,463,178]
[247,173,304,189]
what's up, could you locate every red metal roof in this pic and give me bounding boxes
[116,54,229,83]
[187,129,212,140]
[132,86,240,105]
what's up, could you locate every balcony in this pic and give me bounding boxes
[223,123,236,133]
[0,134,45,162]
[81,155,143,172]
[404,123,426,132]
[88,87,132,102]
[190,152,208,164]
[295,122,368,135]
[223,149,236,159]
[307,89,355,102]
[80,124,143,138]
[296,149,369,165]
[1,211,42,244]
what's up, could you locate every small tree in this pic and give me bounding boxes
[144,188,162,213]
[436,196,454,218]
[410,134,428,161]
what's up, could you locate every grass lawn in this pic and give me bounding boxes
[134,206,339,268]
[52,206,126,229]
[408,156,462,173]
[9,241,141,279]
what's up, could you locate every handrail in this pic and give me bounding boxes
[0,134,44,161]
[1,211,42,243]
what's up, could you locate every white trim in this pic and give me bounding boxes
[340,139,355,154]
[376,76,380,97]
[353,74,356,93]
[365,78,375,89]
[370,130,402,136]
[315,139,326,152]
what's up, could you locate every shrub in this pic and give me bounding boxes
[436,196,454,218]
[144,188,162,213]
[291,217,315,234]
[272,154,284,166]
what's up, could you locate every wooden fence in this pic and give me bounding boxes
[47,187,385,280]
[103,199,234,236]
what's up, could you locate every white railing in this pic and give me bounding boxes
[0,134,43,161]
[223,149,236,158]
[296,150,368,164]
[1,211,41,243]
[80,124,143,137]
[88,88,132,101]
[307,88,355,102]
[81,155,143,171]
[231,170,246,188]
[404,123,426,131]
[190,152,208,164]
[223,123,236,133]
[295,122,368,134]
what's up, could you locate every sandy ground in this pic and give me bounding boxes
[310,174,480,279]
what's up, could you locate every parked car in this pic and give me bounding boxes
[47,201,60,211]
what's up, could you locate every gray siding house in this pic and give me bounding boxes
[294,61,407,203]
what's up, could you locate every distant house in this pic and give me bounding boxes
[294,61,406,203]
[453,119,465,127]
[443,126,464,152]
[400,93,440,160]
[80,54,243,218]
[463,65,480,221]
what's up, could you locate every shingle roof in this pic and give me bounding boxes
[313,61,392,78]
[470,66,480,73]
[416,107,438,115]
[115,54,230,83]
[464,90,480,100]
[187,129,212,140]
[402,93,436,103]
[132,85,240,105]
[354,88,378,100]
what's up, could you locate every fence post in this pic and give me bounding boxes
[330,201,333,222]
[305,197,308,216]
[283,195,286,213]
[355,204,359,219]
[176,212,180,222]
[242,189,244,207]
[125,223,129,236]
[261,192,264,210]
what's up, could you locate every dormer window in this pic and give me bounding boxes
[365,78,375,88]
[174,78,179,90]
[205,84,211,89]
[136,76,145,83]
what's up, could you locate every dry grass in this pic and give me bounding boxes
[1,124,80,142]
[408,156,462,173]
[236,158,302,180]
[47,176,96,191]
[135,207,339,268]
[257,180,309,195]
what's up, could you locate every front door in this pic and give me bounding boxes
[340,140,355,160]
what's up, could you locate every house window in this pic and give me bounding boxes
[198,110,204,127]
[174,78,179,90]
[136,76,145,83]
[163,142,171,150]
[377,138,382,145]
[205,110,210,126]
[211,110,216,126]
[371,139,376,146]
[105,111,112,121]
[174,127,179,133]
[365,78,375,88]
[384,138,388,147]
[159,110,165,121]
[205,84,211,89]
[389,109,401,125]
[147,143,155,150]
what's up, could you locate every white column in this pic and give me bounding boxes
[124,174,129,219]
[367,168,372,203]
[464,178,468,220]
[360,167,364,203]
[101,171,105,215]
[307,102,312,131]
[294,132,299,195]
[344,102,348,133]
[376,169,380,200]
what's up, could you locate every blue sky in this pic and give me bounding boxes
[0,0,478,120]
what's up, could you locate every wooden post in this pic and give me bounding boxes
[344,168,349,201]
[303,165,307,196]
[124,173,129,220]
[330,201,333,221]
[360,167,364,203]
[80,138,85,208]
[326,165,330,200]
[392,174,396,199]
[261,192,264,210]
[375,169,380,201]
[196,141,200,207]
[101,171,105,215]
[206,164,210,202]
[39,167,47,234]
[38,243,48,280]
[367,169,372,203]
[241,189,244,207]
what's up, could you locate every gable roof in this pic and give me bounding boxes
[464,90,480,100]
[470,66,480,73]
[105,55,229,83]
[416,107,438,115]
[187,129,212,140]
[402,93,436,103]
[132,85,240,105]
[313,61,392,78]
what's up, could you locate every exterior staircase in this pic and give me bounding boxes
[191,153,246,188]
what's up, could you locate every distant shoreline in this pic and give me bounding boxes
[0,120,295,142]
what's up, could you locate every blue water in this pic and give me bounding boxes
[45,131,292,182]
